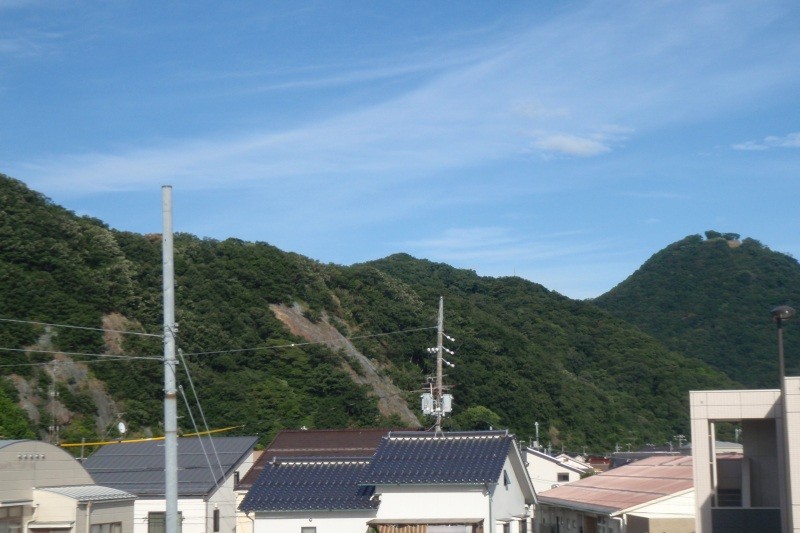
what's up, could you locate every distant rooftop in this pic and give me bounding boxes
[37,485,136,502]
[239,457,376,513]
[359,430,513,485]
[538,455,693,515]
[83,435,257,497]
[238,428,397,491]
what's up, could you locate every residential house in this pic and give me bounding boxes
[536,455,695,533]
[553,455,594,475]
[235,428,393,533]
[0,439,135,533]
[523,448,591,494]
[83,436,257,533]
[689,382,800,533]
[362,430,537,533]
[239,456,378,533]
[238,430,536,533]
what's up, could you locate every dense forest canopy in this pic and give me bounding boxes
[5,174,796,454]
[595,232,800,388]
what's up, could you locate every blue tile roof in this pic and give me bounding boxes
[83,436,257,497]
[239,457,376,513]
[359,431,513,485]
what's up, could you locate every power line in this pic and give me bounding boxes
[0,347,160,369]
[180,325,437,357]
[0,317,161,338]
[0,324,436,366]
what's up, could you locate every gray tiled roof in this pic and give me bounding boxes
[239,457,376,513]
[359,431,512,485]
[238,428,394,491]
[37,485,136,502]
[83,436,257,497]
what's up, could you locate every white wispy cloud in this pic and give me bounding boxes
[404,226,605,263]
[10,0,799,201]
[532,133,612,157]
[732,132,800,151]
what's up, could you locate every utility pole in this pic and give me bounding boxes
[435,296,444,433]
[162,186,179,533]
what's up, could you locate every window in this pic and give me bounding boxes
[0,506,23,533]
[148,512,182,533]
[519,519,527,533]
[503,470,511,486]
[300,528,316,533]
[502,523,510,533]
[213,509,220,533]
[557,472,570,482]
[91,523,122,533]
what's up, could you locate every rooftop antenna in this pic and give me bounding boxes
[421,297,454,433]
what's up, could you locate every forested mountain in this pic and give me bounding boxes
[0,174,735,452]
[594,232,800,388]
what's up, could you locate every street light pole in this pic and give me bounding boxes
[773,305,796,533]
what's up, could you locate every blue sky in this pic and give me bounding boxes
[2,1,799,299]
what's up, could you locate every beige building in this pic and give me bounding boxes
[0,440,135,533]
[536,455,695,533]
[690,379,800,533]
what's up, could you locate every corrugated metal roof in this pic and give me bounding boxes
[37,485,136,502]
[239,457,376,512]
[83,435,257,497]
[537,455,693,515]
[0,439,32,449]
[238,428,393,490]
[359,431,512,485]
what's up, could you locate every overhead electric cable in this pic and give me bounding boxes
[0,317,161,337]
[177,349,226,481]
[178,383,221,493]
[180,325,437,357]
[0,346,160,362]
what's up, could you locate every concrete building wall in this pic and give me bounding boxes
[741,418,780,507]
[783,376,800,533]
[83,501,135,533]
[690,386,800,533]
[0,441,93,503]
[626,515,694,533]
[536,505,622,533]
[28,491,76,525]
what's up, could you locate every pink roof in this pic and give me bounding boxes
[538,455,693,515]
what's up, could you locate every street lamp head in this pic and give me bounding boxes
[772,305,796,322]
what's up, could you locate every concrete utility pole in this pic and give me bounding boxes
[435,296,444,433]
[162,186,179,533]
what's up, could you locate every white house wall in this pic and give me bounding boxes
[373,459,530,533]
[623,490,695,519]
[206,468,240,533]
[524,453,582,494]
[132,499,205,533]
[375,485,487,522]
[252,511,375,533]
[491,457,531,525]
